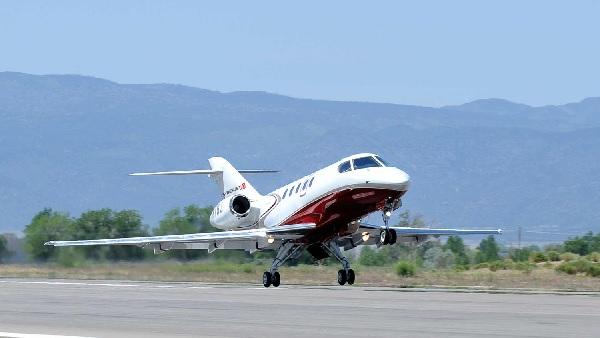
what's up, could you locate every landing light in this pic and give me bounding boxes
[385,211,392,218]
[362,232,370,242]
[267,237,275,244]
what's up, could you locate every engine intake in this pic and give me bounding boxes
[230,195,251,216]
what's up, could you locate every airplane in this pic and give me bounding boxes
[46,153,501,287]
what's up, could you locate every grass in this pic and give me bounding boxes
[1,260,600,291]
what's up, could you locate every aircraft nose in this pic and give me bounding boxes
[395,169,411,190]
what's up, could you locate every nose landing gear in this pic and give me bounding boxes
[380,198,401,245]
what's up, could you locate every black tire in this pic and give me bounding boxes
[337,269,347,285]
[347,269,355,285]
[380,230,389,245]
[389,230,397,245]
[262,271,272,288]
[272,271,281,287]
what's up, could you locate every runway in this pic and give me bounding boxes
[0,279,598,338]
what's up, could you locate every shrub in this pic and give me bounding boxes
[546,251,560,262]
[514,262,535,273]
[54,248,87,268]
[529,252,547,263]
[587,264,600,277]
[488,260,513,271]
[559,252,579,262]
[396,261,416,277]
[359,246,389,266]
[453,264,469,272]
[542,262,554,269]
[556,259,591,275]
[586,252,600,263]
[473,262,489,269]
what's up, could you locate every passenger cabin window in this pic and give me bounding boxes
[338,161,351,173]
[353,156,382,170]
[374,156,389,167]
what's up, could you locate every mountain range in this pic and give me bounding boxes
[1,71,599,244]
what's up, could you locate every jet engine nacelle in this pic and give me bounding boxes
[210,194,261,230]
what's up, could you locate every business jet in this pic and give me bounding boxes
[46,153,501,287]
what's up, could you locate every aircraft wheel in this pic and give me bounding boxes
[389,230,397,245]
[347,269,355,285]
[380,229,393,245]
[337,269,347,285]
[262,271,272,288]
[272,271,281,287]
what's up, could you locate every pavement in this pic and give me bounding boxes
[0,278,598,338]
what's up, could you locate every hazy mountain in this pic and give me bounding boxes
[1,71,599,244]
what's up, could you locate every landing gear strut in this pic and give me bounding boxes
[324,240,355,286]
[263,241,303,288]
[380,198,401,245]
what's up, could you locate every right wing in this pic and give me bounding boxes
[45,223,315,253]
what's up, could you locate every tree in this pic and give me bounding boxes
[475,235,500,263]
[563,232,600,256]
[154,205,215,260]
[0,235,11,263]
[71,208,149,260]
[24,208,74,261]
[359,246,389,266]
[423,246,455,269]
[444,236,470,266]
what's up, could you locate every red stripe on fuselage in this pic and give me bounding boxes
[281,188,406,243]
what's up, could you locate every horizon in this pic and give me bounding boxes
[3,70,598,109]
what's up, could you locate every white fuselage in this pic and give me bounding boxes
[210,153,410,235]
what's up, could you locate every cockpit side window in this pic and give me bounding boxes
[338,161,351,173]
[353,156,382,170]
[374,155,389,167]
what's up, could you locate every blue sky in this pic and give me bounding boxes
[1,1,599,106]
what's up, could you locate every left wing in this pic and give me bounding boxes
[359,223,502,237]
[338,223,502,249]
[44,223,316,253]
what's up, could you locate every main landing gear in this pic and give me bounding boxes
[324,240,355,286]
[263,241,303,288]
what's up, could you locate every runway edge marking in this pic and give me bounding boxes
[0,332,96,338]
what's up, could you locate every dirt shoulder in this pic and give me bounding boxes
[1,262,599,291]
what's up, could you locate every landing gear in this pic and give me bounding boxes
[379,229,397,245]
[337,269,347,285]
[263,271,272,287]
[380,198,400,246]
[263,241,304,288]
[272,271,281,287]
[347,268,355,285]
[325,240,356,286]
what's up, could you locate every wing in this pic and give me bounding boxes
[337,223,502,249]
[359,223,502,237]
[45,223,315,253]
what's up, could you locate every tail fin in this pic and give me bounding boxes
[129,157,277,200]
[208,157,262,199]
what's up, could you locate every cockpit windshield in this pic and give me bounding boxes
[338,161,352,173]
[374,155,389,167]
[352,156,383,170]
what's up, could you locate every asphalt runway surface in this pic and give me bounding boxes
[0,279,598,338]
